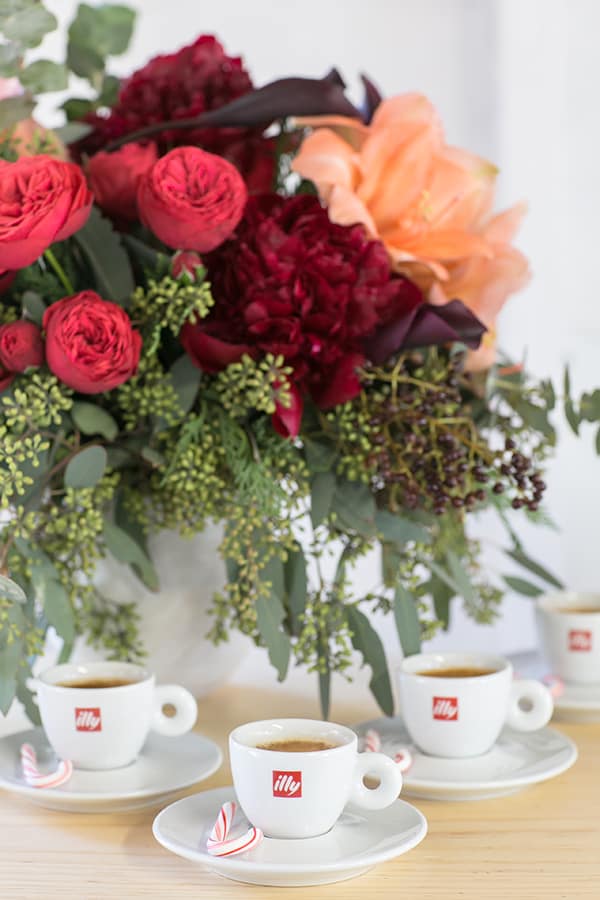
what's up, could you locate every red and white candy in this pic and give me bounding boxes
[20,743,73,789]
[206,801,263,858]
[542,673,565,699]
[362,729,413,772]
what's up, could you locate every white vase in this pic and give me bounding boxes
[72,524,249,697]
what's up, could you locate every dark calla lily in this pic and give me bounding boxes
[360,73,383,124]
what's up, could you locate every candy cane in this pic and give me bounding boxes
[20,744,73,789]
[363,729,413,772]
[542,674,565,699]
[206,801,264,858]
[393,748,413,772]
[363,728,382,753]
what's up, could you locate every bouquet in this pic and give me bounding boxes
[1,2,598,719]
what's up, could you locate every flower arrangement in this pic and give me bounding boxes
[1,2,599,719]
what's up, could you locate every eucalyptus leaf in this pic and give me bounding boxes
[375,509,431,546]
[66,41,104,81]
[310,471,336,528]
[64,445,107,489]
[98,73,120,106]
[72,207,134,305]
[255,593,291,681]
[429,561,460,597]
[563,364,580,436]
[0,639,22,715]
[304,438,337,472]
[503,575,543,597]
[596,426,600,456]
[0,42,21,77]
[72,402,118,441]
[141,447,164,467]
[381,542,401,588]
[262,556,285,600]
[331,480,376,538]
[428,574,453,628]
[319,669,331,721]
[3,4,57,47]
[19,60,68,93]
[67,4,135,80]
[345,606,394,715]
[21,290,46,325]
[284,547,307,635]
[16,675,41,726]
[43,580,75,644]
[55,122,93,143]
[512,397,556,443]
[0,93,34,129]
[104,521,159,592]
[61,97,95,122]
[505,547,563,589]
[445,550,475,602]
[169,355,201,417]
[0,574,27,604]
[580,389,600,423]
[393,584,421,656]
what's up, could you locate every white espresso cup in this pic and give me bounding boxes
[537,591,600,684]
[229,718,402,839]
[36,661,198,770]
[397,652,553,758]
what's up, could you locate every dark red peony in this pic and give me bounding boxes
[87,141,158,221]
[137,147,248,252]
[180,194,419,413]
[0,320,44,373]
[43,291,142,394]
[74,35,276,193]
[0,156,93,270]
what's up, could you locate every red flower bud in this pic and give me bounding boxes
[0,320,44,373]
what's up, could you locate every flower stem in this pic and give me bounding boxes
[44,248,74,296]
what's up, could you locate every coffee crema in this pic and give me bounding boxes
[416,666,498,679]
[256,739,337,752]
[556,607,600,614]
[56,677,139,689]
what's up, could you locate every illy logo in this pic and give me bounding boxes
[75,707,102,732]
[273,770,302,798]
[433,696,459,721]
[569,629,592,652]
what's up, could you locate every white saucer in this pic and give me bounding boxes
[0,728,222,813]
[354,717,577,802]
[553,682,600,722]
[152,786,427,886]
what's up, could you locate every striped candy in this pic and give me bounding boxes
[20,744,73,789]
[206,800,263,858]
[542,674,565,699]
[363,729,413,772]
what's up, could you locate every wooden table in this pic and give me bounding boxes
[1,683,598,899]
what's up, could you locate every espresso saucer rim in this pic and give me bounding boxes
[0,727,222,802]
[553,681,600,712]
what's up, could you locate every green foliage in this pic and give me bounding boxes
[67,3,135,86]
[129,272,214,341]
[72,207,135,304]
[19,60,68,93]
[214,354,291,418]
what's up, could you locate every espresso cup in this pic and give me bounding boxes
[397,652,553,758]
[229,718,402,839]
[36,661,198,770]
[537,592,600,684]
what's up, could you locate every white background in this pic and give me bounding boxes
[18,0,600,699]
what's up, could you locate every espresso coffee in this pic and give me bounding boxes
[556,607,600,614]
[56,677,139,689]
[256,739,337,752]
[416,666,498,678]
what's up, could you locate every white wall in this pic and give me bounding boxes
[28,0,600,694]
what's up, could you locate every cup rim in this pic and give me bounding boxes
[37,661,152,690]
[537,591,600,615]
[398,651,510,680]
[229,718,356,753]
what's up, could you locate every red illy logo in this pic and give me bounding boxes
[75,708,102,732]
[569,629,592,652]
[433,696,458,721]
[272,770,302,798]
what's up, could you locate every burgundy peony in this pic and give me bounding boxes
[43,291,142,394]
[87,141,158,221]
[0,156,93,270]
[138,147,248,252]
[74,35,276,192]
[0,321,44,372]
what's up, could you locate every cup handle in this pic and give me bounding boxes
[151,684,198,737]
[506,679,554,732]
[348,751,402,811]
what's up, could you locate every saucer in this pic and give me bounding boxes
[354,717,577,801]
[553,681,600,722]
[0,728,222,813]
[152,786,427,886]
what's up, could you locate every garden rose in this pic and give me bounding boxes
[0,156,93,270]
[0,321,44,372]
[0,364,14,392]
[43,291,142,394]
[137,146,247,252]
[87,142,158,221]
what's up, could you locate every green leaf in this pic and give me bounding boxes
[310,471,336,528]
[512,397,556,443]
[505,547,563,590]
[428,574,453,628]
[318,669,331,720]
[21,290,46,325]
[67,4,135,80]
[429,561,460,597]
[331,480,376,538]
[255,593,291,681]
[0,42,21,78]
[64,445,107,489]
[596,426,600,456]
[72,207,135,305]
[72,402,118,441]
[0,93,34,128]
[16,674,41,726]
[0,574,26,604]
[262,556,285,600]
[375,509,431,546]
[381,542,401,588]
[393,584,421,656]
[19,60,68,93]
[104,520,159,592]
[540,379,556,412]
[304,438,336,472]
[503,575,544,597]
[43,580,75,644]
[580,389,600,423]
[98,72,120,106]
[0,639,22,715]
[169,354,201,417]
[66,41,104,82]
[3,4,57,47]
[563,365,580,436]
[54,122,93,143]
[62,97,96,122]
[445,550,475,602]
[140,446,164,467]
[345,606,394,715]
[284,546,307,635]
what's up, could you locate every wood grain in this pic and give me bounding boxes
[0,684,597,899]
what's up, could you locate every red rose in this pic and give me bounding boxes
[43,291,142,393]
[0,364,14,393]
[87,142,158,222]
[171,250,204,281]
[138,147,247,252]
[0,156,93,270]
[0,321,44,372]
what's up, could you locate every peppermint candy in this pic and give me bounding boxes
[20,743,73,789]
[206,801,263,858]
[362,729,413,772]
